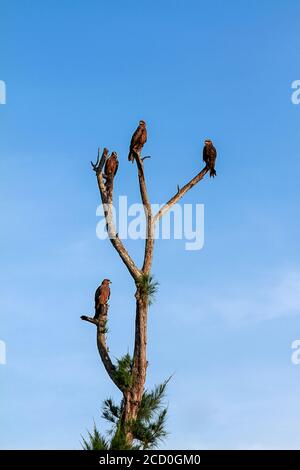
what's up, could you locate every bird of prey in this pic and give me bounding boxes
[94,279,111,320]
[103,152,118,196]
[203,139,217,177]
[104,152,119,179]
[128,120,147,162]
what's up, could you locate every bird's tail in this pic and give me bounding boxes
[210,168,217,178]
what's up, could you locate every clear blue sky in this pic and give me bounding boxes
[1,0,300,449]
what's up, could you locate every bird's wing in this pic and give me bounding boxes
[141,127,147,145]
[211,145,217,160]
[100,285,110,303]
[130,126,143,150]
[114,160,119,176]
[95,285,102,304]
[203,147,208,162]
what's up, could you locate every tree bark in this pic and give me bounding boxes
[135,155,154,274]
[121,291,148,442]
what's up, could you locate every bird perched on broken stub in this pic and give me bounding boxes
[104,152,119,179]
[104,152,119,195]
[128,120,147,162]
[94,279,111,320]
[203,139,217,177]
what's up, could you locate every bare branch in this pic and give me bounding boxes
[91,147,108,173]
[96,306,126,393]
[94,148,141,281]
[153,166,209,224]
[98,147,109,173]
[81,307,126,393]
[81,315,98,325]
[135,154,154,274]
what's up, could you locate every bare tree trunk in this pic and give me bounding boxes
[120,291,148,443]
[82,143,210,447]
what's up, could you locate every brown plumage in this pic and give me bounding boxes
[94,279,111,320]
[104,152,118,196]
[104,152,119,179]
[203,139,217,177]
[128,120,147,162]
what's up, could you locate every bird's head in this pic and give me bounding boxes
[111,151,118,159]
[205,139,212,145]
[102,279,112,285]
[139,120,146,127]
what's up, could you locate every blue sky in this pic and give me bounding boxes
[1,0,300,449]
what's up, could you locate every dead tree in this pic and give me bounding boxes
[82,138,210,445]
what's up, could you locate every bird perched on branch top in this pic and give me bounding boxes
[94,279,111,320]
[104,152,119,179]
[128,120,147,162]
[103,152,118,197]
[203,139,217,177]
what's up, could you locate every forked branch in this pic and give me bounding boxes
[134,155,154,274]
[91,148,141,281]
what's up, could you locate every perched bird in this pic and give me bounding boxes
[128,120,147,162]
[203,139,217,177]
[104,152,119,179]
[94,279,111,320]
[103,152,118,196]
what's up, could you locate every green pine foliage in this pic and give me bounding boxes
[113,353,133,389]
[81,379,169,450]
[81,423,109,450]
[102,397,121,425]
[137,274,159,305]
